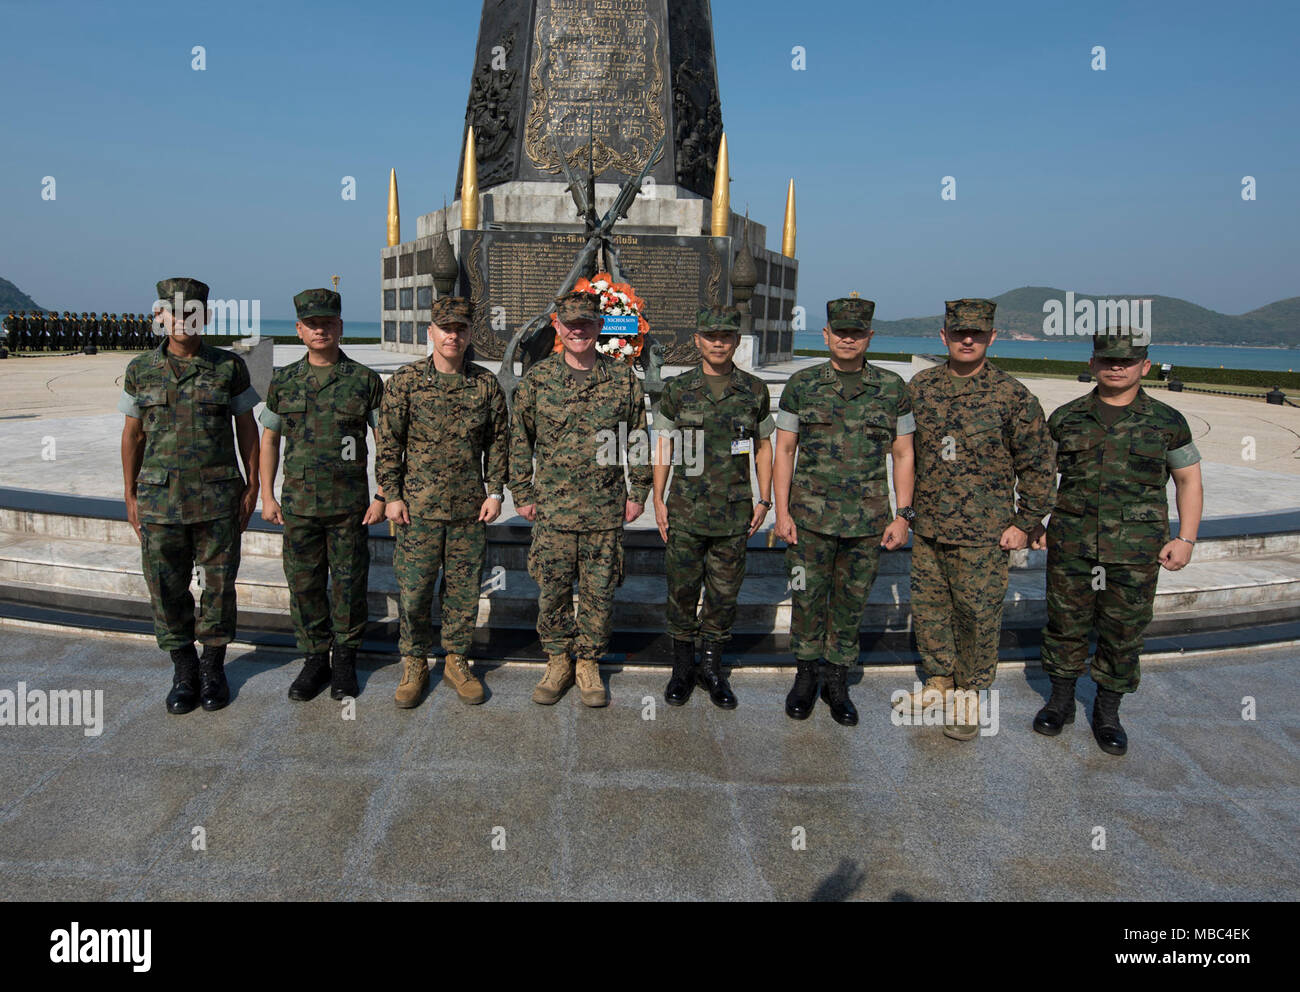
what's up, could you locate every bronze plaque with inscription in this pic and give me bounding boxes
[459,229,730,363]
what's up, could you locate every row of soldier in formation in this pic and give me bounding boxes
[3,310,159,351]
[118,278,1204,758]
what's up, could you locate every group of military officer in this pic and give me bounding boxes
[3,309,158,352]
[118,276,1202,757]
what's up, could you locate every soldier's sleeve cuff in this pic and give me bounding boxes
[775,410,800,433]
[117,390,142,419]
[509,484,534,507]
[367,410,379,429]
[258,407,283,432]
[1014,512,1043,534]
[230,387,260,416]
[654,412,676,432]
[757,414,775,439]
[896,412,916,436]
[1167,441,1201,470]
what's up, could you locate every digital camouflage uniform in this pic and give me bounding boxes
[907,299,1055,690]
[655,308,773,644]
[119,279,260,650]
[510,295,653,660]
[1041,341,1200,694]
[777,299,914,668]
[260,289,384,654]
[378,297,509,658]
[2,312,13,351]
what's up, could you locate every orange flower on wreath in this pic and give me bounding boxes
[551,273,648,362]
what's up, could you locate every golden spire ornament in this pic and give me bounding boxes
[782,179,796,258]
[461,127,480,231]
[386,169,400,246]
[710,133,730,237]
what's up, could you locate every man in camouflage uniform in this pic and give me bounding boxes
[897,299,1055,740]
[119,277,261,714]
[13,311,30,351]
[260,289,385,701]
[379,297,508,708]
[1,311,13,354]
[773,296,915,726]
[652,305,774,708]
[510,290,653,707]
[1032,329,1203,755]
[48,312,64,351]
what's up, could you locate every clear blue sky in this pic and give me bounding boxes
[2,0,1296,321]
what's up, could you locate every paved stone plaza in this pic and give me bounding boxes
[0,627,1296,901]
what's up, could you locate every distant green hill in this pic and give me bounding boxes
[873,287,1300,347]
[0,277,44,313]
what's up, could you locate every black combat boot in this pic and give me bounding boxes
[287,652,331,702]
[330,644,360,700]
[1032,675,1077,736]
[1091,687,1128,756]
[664,639,696,706]
[784,658,820,720]
[166,645,201,715]
[820,662,859,727]
[696,642,737,709]
[198,644,230,711]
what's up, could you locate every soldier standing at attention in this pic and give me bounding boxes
[259,289,386,701]
[510,290,653,708]
[2,311,13,353]
[773,296,915,726]
[898,299,1055,740]
[119,278,261,714]
[652,305,774,708]
[1032,329,1203,755]
[379,297,509,708]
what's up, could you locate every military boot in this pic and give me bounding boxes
[287,652,331,702]
[664,639,696,706]
[943,687,980,741]
[442,652,485,705]
[1033,675,1077,736]
[820,662,859,727]
[785,658,820,720]
[1091,687,1128,756]
[166,645,200,715]
[532,652,574,705]
[575,657,608,708]
[198,644,230,712]
[696,642,737,709]
[393,655,428,708]
[330,644,360,700]
[891,674,954,716]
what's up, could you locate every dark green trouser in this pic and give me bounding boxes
[910,533,1009,690]
[1040,549,1160,693]
[139,515,241,650]
[786,527,881,668]
[394,516,486,657]
[665,528,747,643]
[527,525,623,660]
[281,510,371,653]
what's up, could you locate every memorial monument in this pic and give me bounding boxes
[380,0,799,369]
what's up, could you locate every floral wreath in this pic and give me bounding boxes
[551,273,648,363]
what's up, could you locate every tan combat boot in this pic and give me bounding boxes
[574,657,607,708]
[394,655,428,709]
[531,652,574,705]
[943,687,981,741]
[442,652,485,705]
[892,675,954,715]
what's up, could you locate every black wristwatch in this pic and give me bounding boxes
[757,499,773,509]
[897,506,916,523]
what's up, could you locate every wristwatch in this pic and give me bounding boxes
[757,499,773,509]
[371,494,386,503]
[487,493,503,501]
[897,506,916,524]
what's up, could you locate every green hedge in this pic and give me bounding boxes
[200,336,382,346]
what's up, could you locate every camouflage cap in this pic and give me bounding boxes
[697,305,742,333]
[293,288,342,320]
[554,290,602,324]
[155,277,209,310]
[429,296,473,327]
[827,296,875,331]
[1093,328,1149,360]
[945,298,996,333]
